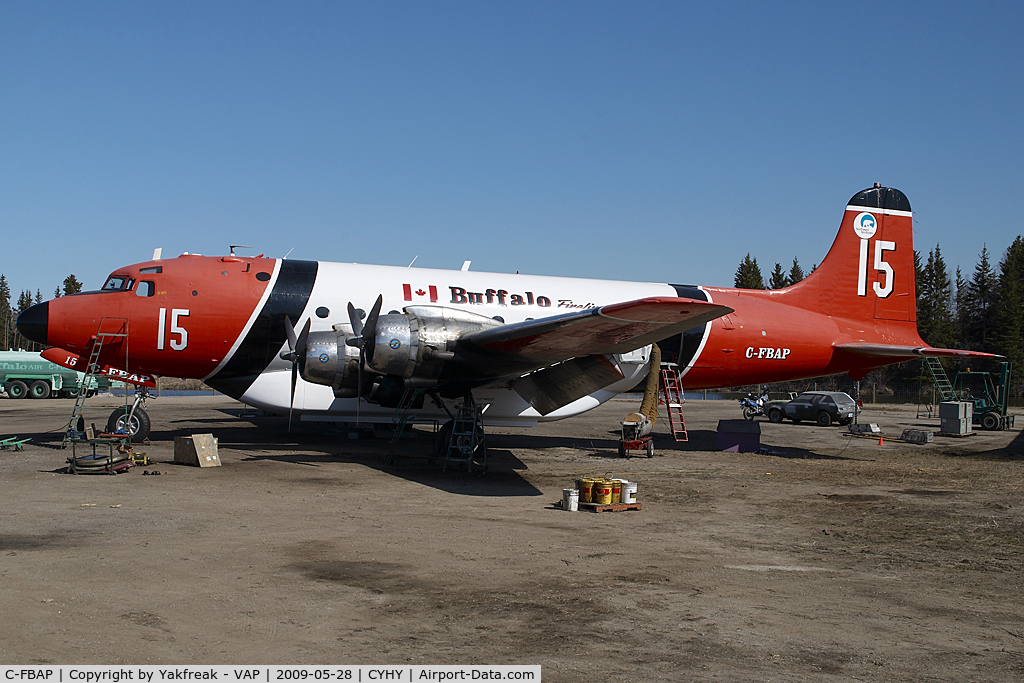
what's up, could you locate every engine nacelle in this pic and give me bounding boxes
[366,306,502,383]
[301,322,362,398]
[299,306,503,397]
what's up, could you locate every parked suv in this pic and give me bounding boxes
[766,391,858,426]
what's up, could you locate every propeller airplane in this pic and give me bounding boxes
[17,186,998,446]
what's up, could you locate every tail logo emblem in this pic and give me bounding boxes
[854,212,877,239]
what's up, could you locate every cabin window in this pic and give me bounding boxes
[136,281,155,297]
[139,266,162,274]
[102,276,134,291]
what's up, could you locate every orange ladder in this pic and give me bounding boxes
[659,366,688,442]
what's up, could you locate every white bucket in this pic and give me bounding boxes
[562,488,579,512]
[620,481,638,504]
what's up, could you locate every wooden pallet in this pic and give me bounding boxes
[556,501,642,513]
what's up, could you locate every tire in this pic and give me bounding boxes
[646,440,655,458]
[816,411,832,427]
[980,412,1000,431]
[768,408,783,423]
[742,406,756,421]
[106,406,151,442]
[435,420,454,458]
[6,380,28,399]
[29,380,51,399]
[838,418,851,426]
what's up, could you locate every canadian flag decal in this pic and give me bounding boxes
[403,284,438,302]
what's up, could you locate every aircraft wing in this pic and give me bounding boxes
[459,297,732,362]
[835,343,1004,360]
[444,296,731,413]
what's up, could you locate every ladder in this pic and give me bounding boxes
[62,318,129,448]
[383,387,427,466]
[659,366,688,442]
[443,402,486,473]
[923,357,955,402]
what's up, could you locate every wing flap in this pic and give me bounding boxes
[512,355,625,415]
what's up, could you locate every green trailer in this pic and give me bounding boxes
[0,350,113,399]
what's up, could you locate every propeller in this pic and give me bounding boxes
[346,295,383,426]
[346,294,383,360]
[280,316,311,432]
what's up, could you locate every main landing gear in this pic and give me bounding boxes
[435,393,487,473]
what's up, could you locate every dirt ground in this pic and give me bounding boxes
[0,394,1022,681]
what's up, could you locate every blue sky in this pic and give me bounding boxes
[2,1,1021,300]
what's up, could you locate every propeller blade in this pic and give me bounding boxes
[284,316,298,352]
[347,302,364,338]
[295,318,311,369]
[361,295,384,362]
[288,359,298,433]
[283,316,310,434]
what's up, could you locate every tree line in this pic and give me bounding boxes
[734,238,1024,391]
[0,274,82,352]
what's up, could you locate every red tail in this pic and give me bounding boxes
[779,185,917,325]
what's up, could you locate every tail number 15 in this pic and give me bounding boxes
[854,212,895,298]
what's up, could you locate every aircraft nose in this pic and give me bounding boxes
[17,302,48,346]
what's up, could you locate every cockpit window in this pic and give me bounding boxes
[102,276,135,291]
[136,281,155,297]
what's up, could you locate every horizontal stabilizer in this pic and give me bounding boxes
[41,347,158,387]
[836,343,1004,360]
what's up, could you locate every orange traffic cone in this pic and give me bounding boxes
[877,434,884,446]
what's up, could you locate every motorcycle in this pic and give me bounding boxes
[739,387,770,420]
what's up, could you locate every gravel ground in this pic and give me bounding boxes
[0,395,1021,681]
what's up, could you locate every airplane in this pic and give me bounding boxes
[17,185,997,447]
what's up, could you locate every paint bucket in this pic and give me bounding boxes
[609,479,622,503]
[580,478,595,504]
[562,488,579,512]
[593,479,613,505]
[621,481,638,504]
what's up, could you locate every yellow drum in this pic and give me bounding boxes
[580,477,596,504]
[593,479,613,504]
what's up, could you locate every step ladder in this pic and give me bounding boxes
[383,387,427,466]
[443,402,486,473]
[923,357,956,402]
[659,366,688,442]
[62,318,129,448]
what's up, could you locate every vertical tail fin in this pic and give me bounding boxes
[781,185,916,324]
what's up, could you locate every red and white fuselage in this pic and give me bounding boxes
[17,186,995,427]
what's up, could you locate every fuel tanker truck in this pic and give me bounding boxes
[0,350,114,399]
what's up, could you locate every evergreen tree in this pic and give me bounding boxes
[954,267,969,349]
[916,245,954,349]
[768,262,788,290]
[992,236,1024,373]
[734,254,766,289]
[35,289,42,305]
[0,275,10,351]
[788,257,804,285]
[964,246,998,352]
[63,274,83,296]
[54,287,62,298]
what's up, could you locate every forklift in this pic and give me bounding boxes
[952,362,1015,431]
